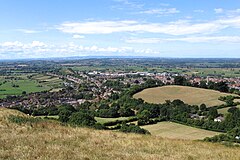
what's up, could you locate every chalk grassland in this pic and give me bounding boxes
[0,76,50,99]
[133,85,237,107]
[1,108,240,160]
[142,122,220,140]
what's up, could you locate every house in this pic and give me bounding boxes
[214,116,225,122]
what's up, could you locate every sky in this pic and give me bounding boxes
[0,0,240,59]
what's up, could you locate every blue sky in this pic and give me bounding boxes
[0,0,240,59]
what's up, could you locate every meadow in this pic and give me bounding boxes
[218,105,240,115]
[0,74,63,99]
[0,76,50,98]
[95,117,133,124]
[31,74,63,90]
[133,85,237,107]
[1,108,240,160]
[142,122,220,140]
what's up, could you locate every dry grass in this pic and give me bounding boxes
[1,108,240,160]
[142,122,220,140]
[133,85,237,107]
[218,105,240,115]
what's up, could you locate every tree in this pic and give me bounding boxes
[58,109,73,122]
[68,112,96,126]
[137,110,151,125]
[119,107,135,117]
[208,108,218,120]
[200,104,207,112]
[174,76,188,86]
[119,123,150,134]
[22,91,27,95]
[199,81,207,88]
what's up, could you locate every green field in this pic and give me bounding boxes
[95,117,132,124]
[0,76,50,98]
[31,74,63,89]
[218,105,240,115]
[142,122,221,140]
[133,85,237,107]
[0,74,63,99]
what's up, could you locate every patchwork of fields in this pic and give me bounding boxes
[0,74,63,98]
[133,85,237,107]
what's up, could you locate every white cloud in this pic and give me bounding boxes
[214,8,224,14]
[72,35,85,39]
[139,8,180,15]
[112,0,144,10]
[194,10,204,13]
[0,41,159,58]
[57,16,240,36]
[17,29,40,34]
[126,36,240,43]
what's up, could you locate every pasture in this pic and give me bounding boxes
[142,121,221,140]
[218,105,240,115]
[95,117,131,124]
[133,85,237,107]
[0,76,50,98]
[31,74,63,89]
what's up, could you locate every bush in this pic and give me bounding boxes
[58,109,73,122]
[68,112,96,126]
[119,123,150,135]
[8,115,43,125]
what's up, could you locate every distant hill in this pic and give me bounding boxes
[0,108,240,160]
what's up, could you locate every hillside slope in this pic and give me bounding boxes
[0,108,240,160]
[133,85,236,106]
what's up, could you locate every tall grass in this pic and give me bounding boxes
[1,108,240,160]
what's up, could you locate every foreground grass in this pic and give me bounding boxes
[142,122,221,140]
[133,85,237,107]
[1,108,240,160]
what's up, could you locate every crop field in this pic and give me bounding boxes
[1,108,240,160]
[0,75,50,98]
[133,85,237,107]
[142,122,221,140]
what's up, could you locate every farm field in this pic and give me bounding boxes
[133,85,237,107]
[95,117,132,124]
[0,76,50,99]
[142,121,221,140]
[1,108,239,160]
[31,74,63,89]
[218,105,240,115]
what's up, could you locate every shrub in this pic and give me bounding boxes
[119,123,150,135]
[68,112,96,126]
[8,115,42,125]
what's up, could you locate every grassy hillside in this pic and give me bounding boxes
[1,108,240,160]
[142,122,220,140]
[133,85,236,107]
